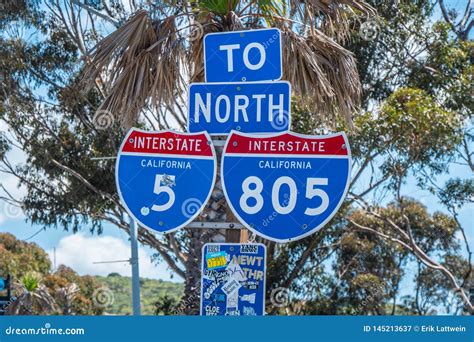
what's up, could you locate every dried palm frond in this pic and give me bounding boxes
[80,1,374,128]
[289,0,377,42]
[81,11,185,127]
[188,11,244,83]
[55,283,79,315]
[7,284,58,315]
[281,27,360,127]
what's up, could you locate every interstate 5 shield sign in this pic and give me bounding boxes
[221,131,351,242]
[116,129,216,233]
[201,243,266,316]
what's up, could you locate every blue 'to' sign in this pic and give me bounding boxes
[116,129,216,233]
[221,131,351,242]
[204,28,282,82]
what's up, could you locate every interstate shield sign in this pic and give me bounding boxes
[221,131,351,242]
[116,129,216,233]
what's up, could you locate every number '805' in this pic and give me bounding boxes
[239,176,329,215]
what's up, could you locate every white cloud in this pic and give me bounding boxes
[47,233,181,282]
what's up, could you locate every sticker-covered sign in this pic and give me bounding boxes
[188,81,291,135]
[201,243,266,316]
[204,28,282,82]
[221,131,351,242]
[116,129,216,233]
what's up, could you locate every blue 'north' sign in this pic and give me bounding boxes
[188,81,291,135]
[116,129,216,233]
[201,243,266,316]
[221,131,351,243]
[204,28,282,82]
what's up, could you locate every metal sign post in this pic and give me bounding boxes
[129,218,141,316]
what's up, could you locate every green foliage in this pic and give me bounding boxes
[154,294,179,315]
[379,88,461,165]
[196,0,240,15]
[44,265,105,315]
[0,232,51,279]
[351,87,462,182]
[407,23,473,117]
[21,272,40,292]
[0,233,105,315]
[96,274,183,315]
[438,178,474,210]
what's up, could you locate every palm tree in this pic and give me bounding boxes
[79,0,376,314]
[54,283,80,315]
[81,0,376,127]
[6,273,58,315]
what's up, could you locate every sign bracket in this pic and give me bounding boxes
[187,221,244,229]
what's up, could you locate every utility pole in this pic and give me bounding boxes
[129,217,141,316]
[53,247,57,271]
[90,156,141,315]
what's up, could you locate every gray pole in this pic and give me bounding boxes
[130,217,141,316]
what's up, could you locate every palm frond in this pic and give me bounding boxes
[288,0,376,42]
[281,28,360,126]
[80,1,375,127]
[197,0,240,16]
[82,11,185,126]
[21,273,40,292]
[188,11,244,83]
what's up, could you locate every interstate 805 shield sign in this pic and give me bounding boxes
[116,129,216,233]
[201,243,266,316]
[221,131,351,242]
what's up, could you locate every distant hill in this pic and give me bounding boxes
[95,273,184,315]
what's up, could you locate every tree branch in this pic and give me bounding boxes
[70,0,120,28]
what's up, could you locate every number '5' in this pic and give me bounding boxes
[151,174,175,212]
[239,176,329,216]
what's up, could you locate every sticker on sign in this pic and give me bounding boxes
[201,243,266,316]
[188,81,291,135]
[115,129,216,233]
[221,130,351,242]
[204,28,282,82]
